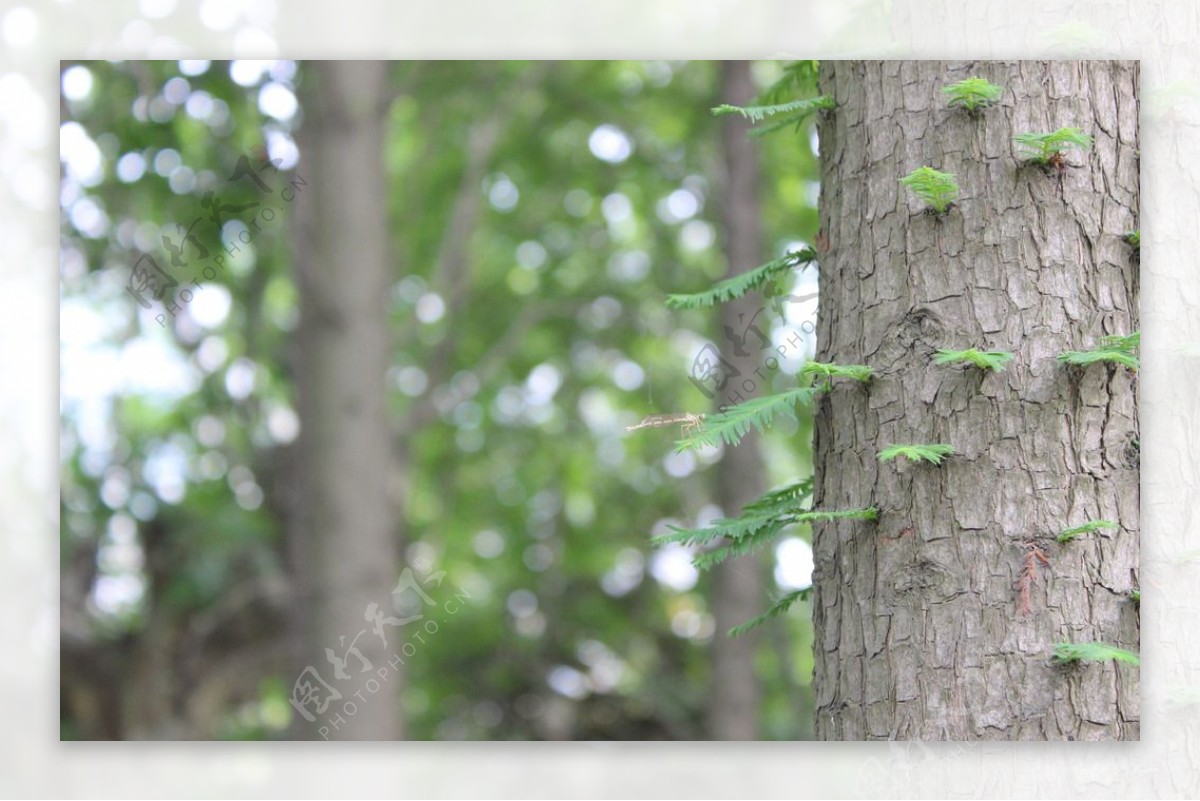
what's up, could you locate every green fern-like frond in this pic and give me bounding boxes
[1130,589,1140,604]
[652,479,813,549]
[747,102,836,138]
[713,95,834,123]
[793,507,879,524]
[1052,642,1140,666]
[676,387,819,451]
[933,348,1015,372]
[649,473,870,636]
[878,443,955,465]
[1100,332,1140,351]
[728,588,812,637]
[741,478,814,516]
[1058,349,1139,370]
[665,248,816,310]
[800,361,874,383]
[1014,127,1093,164]
[653,511,789,549]
[1124,230,1140,249]
[713,95,835,138]
[657,505,876,571]
[691,532,785,570]
[1058,331,1140,371]
[691,507,878,570]
[899,167,959,213]
[1057,519,1118,543]
[942,77,1003,112]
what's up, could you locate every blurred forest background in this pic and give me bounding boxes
[59,60,824,740]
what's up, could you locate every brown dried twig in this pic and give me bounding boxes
[1015,541,1051,615]
[625,413,706,437]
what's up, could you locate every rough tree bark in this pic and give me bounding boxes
[709,59,766,740]
[812,61,1139,740]
[290,61,400,740]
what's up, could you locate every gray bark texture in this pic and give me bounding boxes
[290,61,400,740]
[812,61,1140,740]
[709,59,766,741]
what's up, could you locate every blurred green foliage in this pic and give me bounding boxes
[59,60,822,740]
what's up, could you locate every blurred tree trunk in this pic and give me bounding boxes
[812,61,1139,739]
[708,59,766,741]
[290,61,401,740]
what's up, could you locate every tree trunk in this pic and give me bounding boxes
[812,61,1139,740]
[708,59,766,741]
[290,61,400,740]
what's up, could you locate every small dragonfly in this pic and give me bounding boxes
[625,412,706,437]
